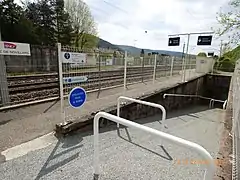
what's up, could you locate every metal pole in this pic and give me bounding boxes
[123,51,127,90]
[153,54,157,84]
[183,34,190,82]
[0,27,10,106]
[181,43,186,82]
[117,96,166,130]
[168,31,214,36]
[141,56,144,83]
[170,56,174,76]
[97,52,101,97]
[188,54,191,79]
[57,43,64,123]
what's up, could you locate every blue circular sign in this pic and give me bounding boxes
[68,87,87,108]
[64,53,71,59]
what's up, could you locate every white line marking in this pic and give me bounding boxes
[1,132,58,161]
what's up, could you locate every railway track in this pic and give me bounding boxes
[6,65,184,104]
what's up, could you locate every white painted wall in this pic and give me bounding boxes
[196,57,215,73]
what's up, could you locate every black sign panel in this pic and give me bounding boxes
[168,37,180,46]
[197,36,212,45]
[208,52,214,56]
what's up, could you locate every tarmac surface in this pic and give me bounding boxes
[0,106,225,180]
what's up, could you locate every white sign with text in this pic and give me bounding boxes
[0,41,31,56]
[61,51,87,64]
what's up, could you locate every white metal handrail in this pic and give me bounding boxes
[210,99,226,109]
[93,112,215,180]
[223,100,227,110]
[163,93,226,109]
[117,96,166,130]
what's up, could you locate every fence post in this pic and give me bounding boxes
[141,56,144,82]
[57,43,64,123]
[153,54,157,84]
[170,56,174,76]
[97,51,101,96]
[188,57,191,79]
[124,51,127,90]
[0,33,10,107]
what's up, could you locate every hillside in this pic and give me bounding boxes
[116,45,186,57]
[97,39,123,52]
[97,38,192,58]
[224,45,240,62]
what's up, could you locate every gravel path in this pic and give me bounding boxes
[0,106,224,180]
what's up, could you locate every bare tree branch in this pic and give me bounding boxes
[215,0,240,44]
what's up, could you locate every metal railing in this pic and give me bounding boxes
[163,93,226,109]
[117,96,166,130]
[223,100,227,110]
[210,99,227,109]
[93,112,215,179]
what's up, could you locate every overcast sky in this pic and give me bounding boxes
[83,0,230,55]
[15,0,231,55]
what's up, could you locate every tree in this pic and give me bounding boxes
[65,0,98,48]
[216,0,240,44]
[197,52,207,57]
[52,0,73,45]
[25,0,56,45]
[213,55,219,60]
[0,0,37,43]
[222,42,232,55]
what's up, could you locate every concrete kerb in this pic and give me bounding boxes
[55,74,206,136]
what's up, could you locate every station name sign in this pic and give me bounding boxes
[0,41,31,56]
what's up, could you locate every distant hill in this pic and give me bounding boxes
[97,38,191,58]
[97,39,124,52]
[116,45,185,57]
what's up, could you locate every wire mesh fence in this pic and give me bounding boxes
[0,42,198,109]
[0,45,59,107]
[125,55,154,85]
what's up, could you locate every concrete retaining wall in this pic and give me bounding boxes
[56,74,231,135]
[112,77,204,121]
[203,74,231,101]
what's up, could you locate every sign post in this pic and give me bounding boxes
[168,31,214,82]
[124,51,127,90]
[0,40,31,106]
[57,43,65,122]
[153,54,157,84]
[170,56,174,76]
[68,87,87,109]
[0,39,10,106]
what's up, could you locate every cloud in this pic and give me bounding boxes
[84,0,231,55]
